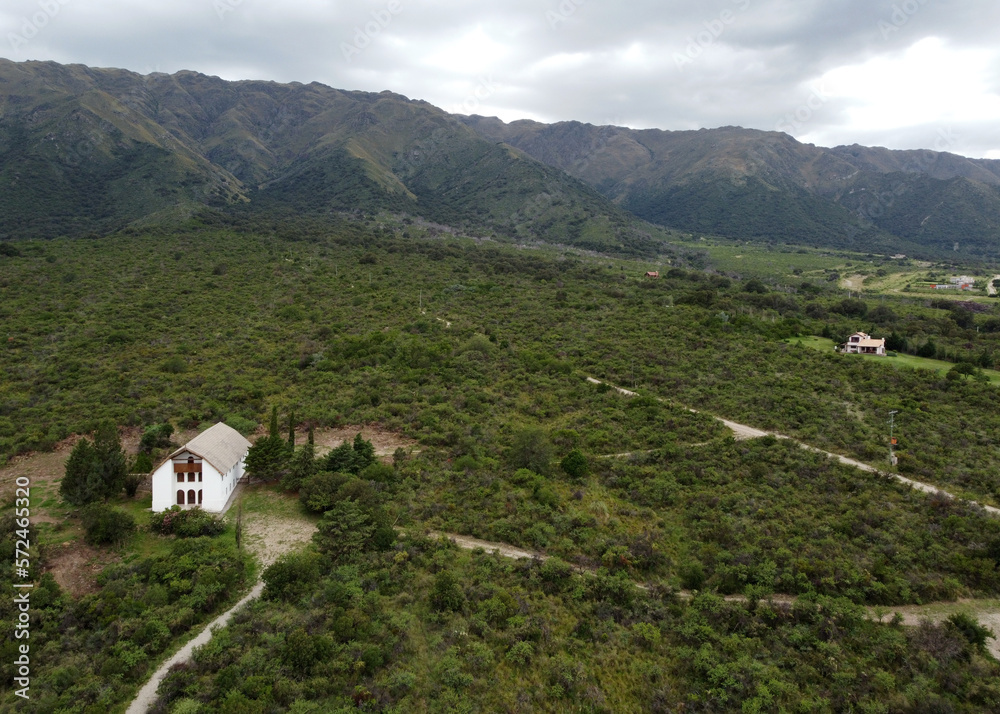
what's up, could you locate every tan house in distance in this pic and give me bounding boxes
[842,331,886,356]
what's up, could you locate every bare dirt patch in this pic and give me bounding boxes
[284,425,419,461]
[240,508,317,568]
[44,541,120,598]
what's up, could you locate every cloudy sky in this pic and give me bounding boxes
[3,0,999,159]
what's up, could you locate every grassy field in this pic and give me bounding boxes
[786,336,1000,385]
[695,241,860,280]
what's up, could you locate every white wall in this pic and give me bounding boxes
[152,450,248,513]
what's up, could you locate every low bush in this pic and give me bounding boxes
[82,504,136,546]
[150,506,225,537]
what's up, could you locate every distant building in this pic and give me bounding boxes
[891,254,907,259]
[645,271,659,278]
[151,422,251,512]
[930,280,974,291]
[842,331,886,356]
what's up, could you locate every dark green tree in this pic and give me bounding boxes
[313,500,374,562]
[245,433,288,483]
[61,422,128,505]
[509,428,554,474]
[324,440,354,473]
[323,434,376,475]
[351,433,376,473]
[268,405,279,438]
[561,449,590,479]
[287,409,296,453]
[282,439,317,492]
[60,438,100,506]
[92,421,128,500]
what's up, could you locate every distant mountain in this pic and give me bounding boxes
[460,117,1000,258]
[0,59,663,255]
[3,58,999,259]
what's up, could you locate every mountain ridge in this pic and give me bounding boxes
[2,58,998,258]
[459,115,1000,257]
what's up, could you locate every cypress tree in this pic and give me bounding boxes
[288,409,296,451]
[269,406,279,438]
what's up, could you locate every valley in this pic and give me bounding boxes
[3,56,1000,713]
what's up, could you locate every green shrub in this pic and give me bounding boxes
[150,506,224,537]
[82,504,136,546]
[560,449,590,479]
[430,571,465,612]
[263,551,323,601]
[299,471,348,513]
[505,641,533,666]
[225,416,258,435]
[161,356,188,374]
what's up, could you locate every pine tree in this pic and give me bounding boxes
[245,434,288,483]
[351,433,376,473]
[287,409,296,452]
[282,439,316,492]
[61,438,100,506]
[60,422,129,505]
[92,421,128,500]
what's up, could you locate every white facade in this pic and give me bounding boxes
[151,423,251,512]
[843,331,886,356]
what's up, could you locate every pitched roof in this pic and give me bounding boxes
[169,422,251,475]
[857,338,885,347]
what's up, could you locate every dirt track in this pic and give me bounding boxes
[127,503,316,713]
[585,375,1000,516]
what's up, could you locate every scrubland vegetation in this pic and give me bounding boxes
[4,217,1000,711]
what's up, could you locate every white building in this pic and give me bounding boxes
[151,422,251,512]
[843,331,886,356]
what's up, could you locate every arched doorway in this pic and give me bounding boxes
[198,490,203,505]
[187,489,196,505]
[177,489,185,505]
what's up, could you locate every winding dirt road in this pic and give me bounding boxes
[585,376,1000,517]
[126,504,316,714]
[424,529,1000,659]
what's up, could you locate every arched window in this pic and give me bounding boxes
[198,490,203,505]
[177,490,185,505]
[188,489,196,505]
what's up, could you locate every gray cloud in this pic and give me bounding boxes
[1,0,997,158]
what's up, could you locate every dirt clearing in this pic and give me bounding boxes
[44,541,120,597]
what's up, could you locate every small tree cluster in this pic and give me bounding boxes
[60,422,129,506]
[324,433,377,474]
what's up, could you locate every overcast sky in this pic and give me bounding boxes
[3,0,999,159]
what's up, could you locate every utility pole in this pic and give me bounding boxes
[888,410,899,467]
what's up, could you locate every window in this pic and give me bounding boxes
[177,490,185,505]
[198,472,203,482]
[177,473,183,483]
[188,489,196,505]
[188,472,195,482]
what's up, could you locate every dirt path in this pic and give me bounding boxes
[427,528,998,656]
[584,375,1000,516]
[126,505,316,713]
[881,601,1000,660]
